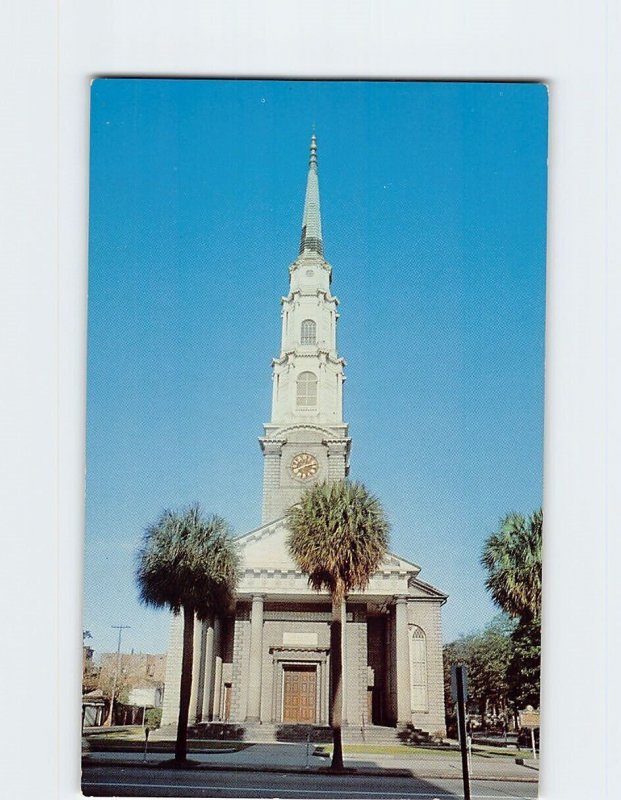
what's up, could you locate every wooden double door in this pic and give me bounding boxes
[282,664,317,723]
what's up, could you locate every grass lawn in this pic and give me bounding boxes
[85,729,145,740]
[317,743,524,759]
[317,744,455,758]
[84,732,251,753]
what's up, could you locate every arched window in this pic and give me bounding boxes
[297,371,317,407]
[410,626,428,712]
[300,319,317,345]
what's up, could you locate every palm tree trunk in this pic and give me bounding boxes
[175,605,195,762]
[329,597,344,771]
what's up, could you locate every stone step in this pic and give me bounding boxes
[187,721,435,746]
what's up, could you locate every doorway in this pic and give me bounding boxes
[282,665,317,723]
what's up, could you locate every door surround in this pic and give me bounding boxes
[269,646,329,724]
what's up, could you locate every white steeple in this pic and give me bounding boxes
[299,133,323,256]
[271,134,343,425]
[259,134,351,523]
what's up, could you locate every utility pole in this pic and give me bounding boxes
[105,625,130,727]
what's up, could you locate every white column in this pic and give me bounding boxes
[320,658,328,724]
[341,599,348,725]
[188,615,204,724]
[160,612,183,726]
[211,617,223,719]
[201,615,215,720]
[395,596,412,726]
[246,594,265,721]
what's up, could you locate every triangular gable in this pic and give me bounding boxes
[381,551,421,575]
[407,575,448,602]
[236,519,425,579]
[237,518,299,572]
[235,516,287,545]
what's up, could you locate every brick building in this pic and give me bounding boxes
[161,136,447,737]
[99,652,167,686]
[99,652,166,709]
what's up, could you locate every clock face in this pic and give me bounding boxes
[290,452,319,480]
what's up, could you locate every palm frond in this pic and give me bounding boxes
[135,503,241,620]
[286,480,390,602]
[480,509,542,619]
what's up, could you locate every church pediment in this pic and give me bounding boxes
[236,519,424,582]
[236,518,299,572]
[380,552,420,575]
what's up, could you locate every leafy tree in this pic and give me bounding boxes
[507,616,541,712]
[286,480,389,771]
[481,509,543,717]
[480,510,542,621]
[97,674,131,725]
[98,674,130,704]
[136,504,240,763]
[467,616,514,720]
[443,615,514,727]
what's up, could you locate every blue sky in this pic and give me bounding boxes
[84,79,547,658]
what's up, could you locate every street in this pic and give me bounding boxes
[82,763,538,799]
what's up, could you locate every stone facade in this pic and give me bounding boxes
[161,135,447,737]
[161,518,447,734]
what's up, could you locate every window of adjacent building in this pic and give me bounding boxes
[410,626,428,712]
[297,371,317,407]
[300,319,317,345]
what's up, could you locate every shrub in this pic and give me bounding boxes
[145,707,162,730]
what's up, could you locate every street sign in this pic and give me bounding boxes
[518,707,540,762]
[519,708,540,729]
[450,664,468,703]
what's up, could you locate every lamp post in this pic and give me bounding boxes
[105,625,130,727]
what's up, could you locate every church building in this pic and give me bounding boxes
[161,135,447,737]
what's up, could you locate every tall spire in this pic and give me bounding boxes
[299,133,323,257]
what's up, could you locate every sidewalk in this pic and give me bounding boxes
[83,740,539,782]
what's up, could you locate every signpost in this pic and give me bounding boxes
[451,664,471,800]
[143,726,150,763]
[519,706,540,761]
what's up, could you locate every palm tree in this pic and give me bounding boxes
[480,509,542,621]
[286,480,390,771]
[136,504,240,764]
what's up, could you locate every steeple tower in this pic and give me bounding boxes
[299,134,323,256]
[259,135,351,523]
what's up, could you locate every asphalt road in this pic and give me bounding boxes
[82,764,539,799]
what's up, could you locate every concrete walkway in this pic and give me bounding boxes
[84,741,539,782]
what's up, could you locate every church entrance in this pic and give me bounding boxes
[282,665,317,723]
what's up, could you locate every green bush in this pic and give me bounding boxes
[144,707,162,730]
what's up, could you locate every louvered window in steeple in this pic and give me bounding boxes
[300,319,317,345]
[296,371,317,407]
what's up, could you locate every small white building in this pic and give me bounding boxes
[162,136,447,737]
[128,685,164,709]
